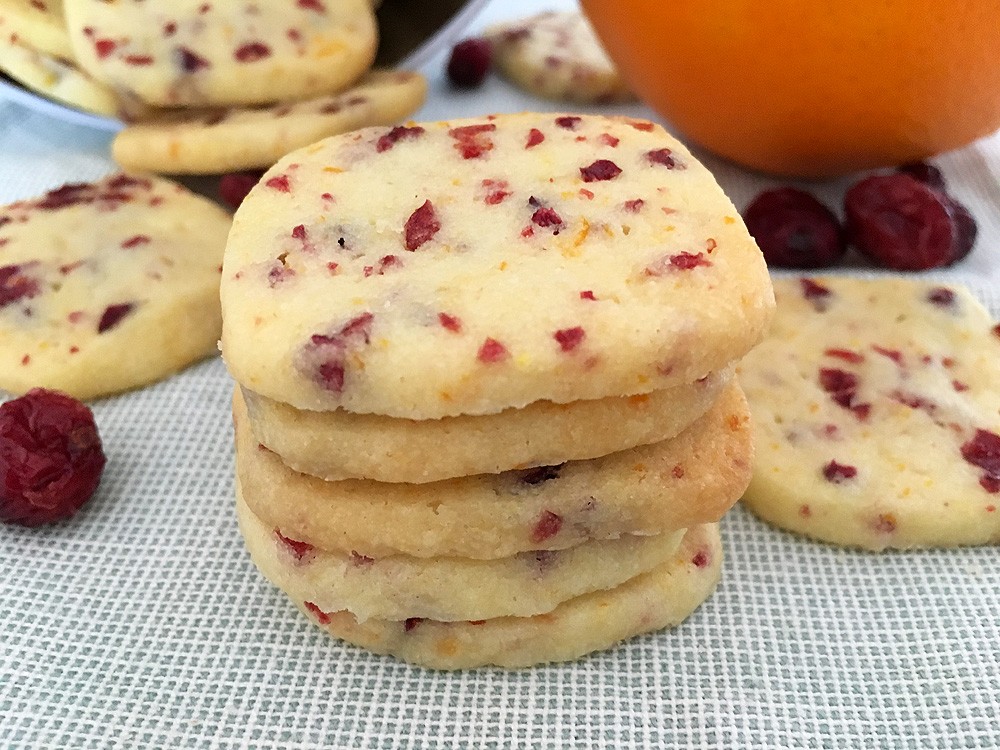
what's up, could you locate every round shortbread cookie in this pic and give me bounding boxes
[276,524,722,669]
[242,367,731,483]
[0,174,231,399]
[234,381,752,559]
[64,0,378,107]
[236,487,687,622]
[739,276,1000,550]
[485,11,635,104]
[111,70,427,175]
[0,0,73,59]
[0,31,117,115]
[221,113,773,418]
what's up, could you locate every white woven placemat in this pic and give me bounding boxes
[1,2,999,747]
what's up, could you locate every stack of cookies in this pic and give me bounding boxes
[221,113,774,669]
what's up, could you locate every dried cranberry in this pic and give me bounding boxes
[580,160,622,182]
[943,195,978,264]
[0,389,106,526]
[822,460,858,483]
[844,174,955,270]
[897,162,946,191]
[218,171,265,209]
[531,510,563,543]
[446,38,492,88]
[743,188,845,268]
[404,200,441,251]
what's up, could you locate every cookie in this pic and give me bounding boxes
[739,276,1000,550]
[63,0,378,107]
[237,486,687,622]
[0,0,73,59]
[485,12,635,104]
[0,31,118,116]
[0,174,231,399]
[278,524,722,669]
[234,381,752,559]
[111,70,427,175]
[242,367,731,483]
[221,113,773,418]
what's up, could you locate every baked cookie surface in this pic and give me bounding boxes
[277,523,722,670]
[237,487,686,622]
[739,276,1000,550]
[234,381,752,559]
[221,113,773,417]
[111,69,427,174]
[242,367,731,483]
[0,0,73,59]
[0,174,231,399]
[485,11,635,104]
[64,0,377,106]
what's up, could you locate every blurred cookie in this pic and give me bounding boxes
[241,368,731,483]
[221,113,773,417]
[0,0,72,58]
[0,174,231,398]
[283,523,722,669]
[112,70,426,174]
[237,486,686,622]
[739,276,1000,550]
[64,0,378,106]
[485,11,635,104]
[234,381,752,559]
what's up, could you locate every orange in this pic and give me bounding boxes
[582,0,1000,177]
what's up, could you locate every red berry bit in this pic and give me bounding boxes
[580,159,622,182]
[744,188,846,268]
[448,123,496,160]
[446,38,492,88]
[265,174,291,193]
[0,264,41,308]
[299,313,374,393]
[554,326,585,352]
[530,203,563,232]
[178,46,211,72]
[872,514,897,534]
[960,429,1000,494]
[275,530,314,562]
[234,42,271,62]
[404,200,441,251]
[305,601,332,625]
[555,116,582,130]
[824,348,864,364]
[218,170,264,210]
[799,277,834,312]
[530,510,563,543]
[926,287,956,308]
[644,252,712,276]
[0,389,106,526]
[98,302,135,333]
[646,148,684,169]
[691,549,710,568]
[477,337,508,364]
[404,617,424,632]
[525,128,545,148]
[844,174,956,270]
[818,367,870,420]
[822,460,858,484]
[375,125,425,153]
[438,312,462,332]
[871,345,903,365]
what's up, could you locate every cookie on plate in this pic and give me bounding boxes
[0,0,73,59]
[234,381,752,559]
[221,113,773,417]
[237,486,686,622]
[0,31,118,116]
[484,11,635,104]
[0,174,231,399]
[739,276,1000,550]
[241,367,731,483]
[111,70,427,175]
[280,523,722,670]
[64,0,378,106]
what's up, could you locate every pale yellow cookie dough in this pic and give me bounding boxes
[0,0,72,59]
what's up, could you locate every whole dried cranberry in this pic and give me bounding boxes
[0,389,106,526]
[743,188,845,268]
[896,162,946,191]
[218,170,265,210]
[844,174,955,270]
[446,38,492,88]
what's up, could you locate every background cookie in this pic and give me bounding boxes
[237,488,686,622]
[112,70,427,175]
[484,11,635,104]
[64,0,378,106]
[242,368,730,483]
[282,524,722,670]
[221,113,773,417]
[0,174,231,399]
[234,382,752,559]
[0,0,73,59]
[739,276,1000,550]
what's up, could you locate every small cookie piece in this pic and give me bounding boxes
[0,0,73,59]
[111,70,427,175]
[485,11,635,104]
[242,368,731,483]
[234,382,752,559]
[64,0,378,107]
[739,277,1000,550]
[0,174,231,399]
[221,113,773,418]
[237,487,686,622]
[0,32,118,115]
[276,524,722,670]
